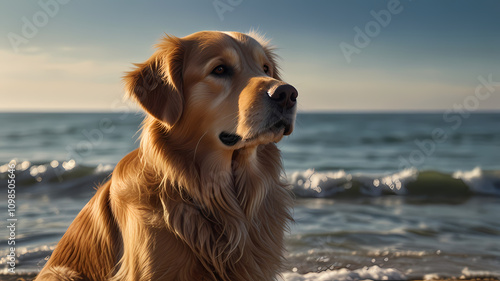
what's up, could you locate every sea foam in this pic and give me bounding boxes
[280,266,406,281]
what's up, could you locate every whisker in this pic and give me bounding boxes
[193,130,209,163]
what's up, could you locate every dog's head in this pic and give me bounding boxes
[125,31,297,152]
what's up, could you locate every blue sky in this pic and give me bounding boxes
[1,0,499,112]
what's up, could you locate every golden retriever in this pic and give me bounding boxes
[36,31,298,281]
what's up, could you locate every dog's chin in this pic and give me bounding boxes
[243,127,286,147]
[220,121,292,149]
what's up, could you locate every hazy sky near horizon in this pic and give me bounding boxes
[1,0,499,112]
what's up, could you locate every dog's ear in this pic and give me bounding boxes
[124,36,184,128]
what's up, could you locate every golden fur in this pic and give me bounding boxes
[36,31,297,281]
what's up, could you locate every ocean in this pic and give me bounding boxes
[1,112,499,280]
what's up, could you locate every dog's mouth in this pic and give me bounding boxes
[219,132,242,146]
[219,119,292,147]
[271,119,292,136]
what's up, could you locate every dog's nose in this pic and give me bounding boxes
[268,84,298,109]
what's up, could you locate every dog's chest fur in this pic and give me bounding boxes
[109,138,292,281]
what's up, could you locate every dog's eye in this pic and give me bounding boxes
[212,65,227,76]
[263,65,270,75]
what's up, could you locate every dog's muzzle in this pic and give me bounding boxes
[219,83,298,146]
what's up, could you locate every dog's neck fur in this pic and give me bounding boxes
[128,117,293,280]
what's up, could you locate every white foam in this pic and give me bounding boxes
[461,267,498,278]
[62,159,76,170]
[280,266,407,281]
[96,163,114,173]
[453,167,500,196]
[289,168,419,197]
[378,168,418,193]
[423,273,440,280]
[289,169,352,197]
